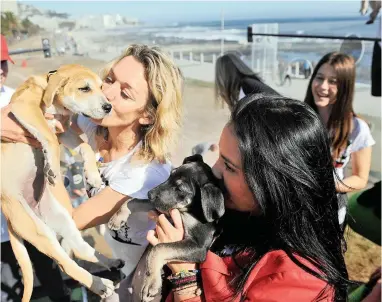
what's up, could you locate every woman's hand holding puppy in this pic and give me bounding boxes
[1,105,70,147]
[1,105,41,147]
[147,209,197,274]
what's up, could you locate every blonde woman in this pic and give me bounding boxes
[1,44,183,282]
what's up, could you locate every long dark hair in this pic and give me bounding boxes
[217,93,349,301]
[304,52,356,160]
[215,53,263,111]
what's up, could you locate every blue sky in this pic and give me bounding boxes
[24,1,361,23]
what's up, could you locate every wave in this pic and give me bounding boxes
[152,26,247,43]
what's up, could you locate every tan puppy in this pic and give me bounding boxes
[360,0,381,24]
[1,64,123,301]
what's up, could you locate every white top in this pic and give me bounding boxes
[333,117,374,225]
[334,117,375,180]
[0,85,15,109]
[1,85,15,242]
[77,115,171,276]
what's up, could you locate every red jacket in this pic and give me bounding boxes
[166,250,333,302]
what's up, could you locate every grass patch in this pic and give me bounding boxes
[345,227,381,282]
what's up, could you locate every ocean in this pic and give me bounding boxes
[104,15,380,84]
[149,15,380,43]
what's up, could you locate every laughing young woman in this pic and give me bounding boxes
[304,52,375,224]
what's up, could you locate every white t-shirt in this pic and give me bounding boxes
[334,117,375,180]
[77,115,171,276]
[335,117,375,225]
[0,85,15,109]
[1,85,15,243]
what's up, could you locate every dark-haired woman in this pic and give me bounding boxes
[215,53,279,111]
[147,93,349,302]
[192,53,279,158]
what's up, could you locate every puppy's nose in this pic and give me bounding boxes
[102,103,112,113]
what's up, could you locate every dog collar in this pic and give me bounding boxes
[47,70,57,80]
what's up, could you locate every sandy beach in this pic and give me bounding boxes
[5,36,380,289]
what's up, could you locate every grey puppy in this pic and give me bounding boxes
[108,154,225,302]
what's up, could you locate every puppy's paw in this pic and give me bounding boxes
[366,19,374,24]
[110,258,125,270]
[108,206,131,231]
[42,149,57,185]
[85,171,103,188]
[93,251,125,272]
[141,272,162,302]
[43,161,56,185]
[102,258,125,272]
[90,276,115,298]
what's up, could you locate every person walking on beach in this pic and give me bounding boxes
[278,60,292,87]
[303,60,311,79]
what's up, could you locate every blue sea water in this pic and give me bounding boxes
[174,15,380,39]
[110,15,380,83]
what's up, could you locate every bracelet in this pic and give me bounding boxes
[168,269,201,290]
[173,275,197,284]
[173,283,202,297]
[173,282,198,292]
[168,269,199,281]
[172,277,198,289]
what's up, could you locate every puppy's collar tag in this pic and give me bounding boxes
[97,157,104,168]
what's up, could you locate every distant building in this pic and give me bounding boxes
[103,14,120,28]
[2,0,19,16]
[76,14,138,29]
[75,15,102,29]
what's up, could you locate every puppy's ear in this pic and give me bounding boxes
[42,73,68,108]
[200,183,225,222]
[183,154,203,165]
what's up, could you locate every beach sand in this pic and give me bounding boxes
[6,38,380,289]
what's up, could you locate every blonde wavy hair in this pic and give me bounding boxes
[99,44,183,163]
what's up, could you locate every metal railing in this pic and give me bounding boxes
[9,47,49,55]
[247,27,382,42]
[8,37,52,57]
